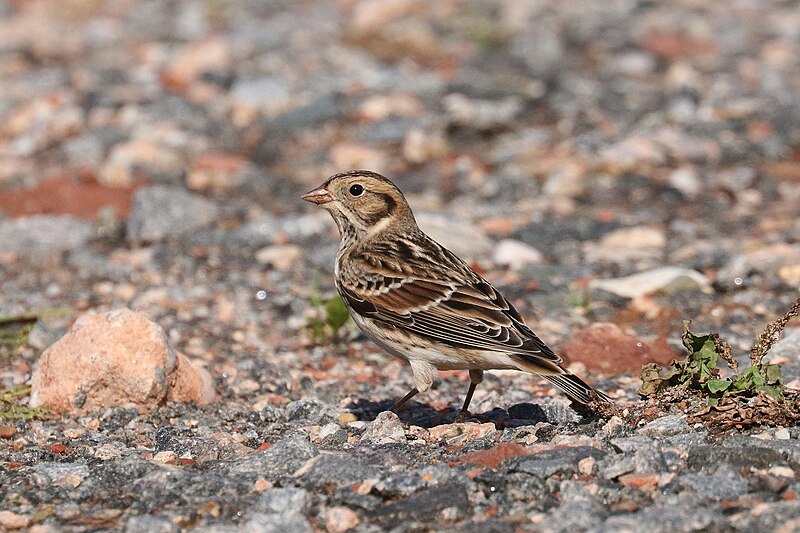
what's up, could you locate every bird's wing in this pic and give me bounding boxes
[339,253,563,371]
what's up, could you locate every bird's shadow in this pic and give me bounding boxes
[347,399,557,429]
[347,398,450,428]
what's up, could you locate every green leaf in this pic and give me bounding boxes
[764,364,782,385]
[706,379,732,393]
[757,385,784,402]
[682,323,717,360]
[697,339,718,357]
[733,367,758,390]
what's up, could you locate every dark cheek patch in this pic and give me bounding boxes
[383,194,397,216]
[358,193,396,226]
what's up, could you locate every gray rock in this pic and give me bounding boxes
[32,462,90,486]
[285,398,337,424]
[461,518,518,533]
[360,411,406,444]
[298,454,382,489]
[0,215,92,253]
[372,481,470,523]
[312,420,339,439]
[240,513,312,533]
[374,473,426,498]
[599,455,636,479]
[543,499,607,533]
[610,436,655,453]
[729,501,800,531]
[661,448,688,473]
[509,447,605,478]
[721,436,800,465]
[27,318,67,350]
[679,470,749,501]
[127,186,218,243]
[541,480,609,533]
[227,436,317,479]
[597,503,720,533]
[418,464,461,485]
[633,446,668,474]
[637,416,693,438]
[256,487,312,514]
[661,432,709,448]
[687,445,789,472]
[125,515,179,533]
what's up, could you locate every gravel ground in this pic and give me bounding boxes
[1,0,800,531]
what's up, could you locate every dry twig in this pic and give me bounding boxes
[750,297,800,367]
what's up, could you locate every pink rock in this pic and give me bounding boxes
[325,506,360,533]
[560,322,675,376]
[30,309,215,414]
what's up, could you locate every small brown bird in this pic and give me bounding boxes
[303,170,610,418]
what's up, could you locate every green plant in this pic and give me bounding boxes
[1,385,45,420]
[306,286,352,343]
[0,308,72,349]
[566,286,593,317]
[0,313,37,348]
[640,297,799,406]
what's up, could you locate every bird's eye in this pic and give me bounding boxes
[349,184,364,196]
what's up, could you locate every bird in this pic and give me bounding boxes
[302,170,611,419]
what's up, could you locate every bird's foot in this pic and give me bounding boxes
[454,409,474,423]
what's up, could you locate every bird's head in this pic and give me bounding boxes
[302,170,416,238]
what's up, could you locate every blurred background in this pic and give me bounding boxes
[2,2,800,529]
[1,0,800,392]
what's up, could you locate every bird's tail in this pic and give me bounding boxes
[509,354,612,404]
[539,372,612,404]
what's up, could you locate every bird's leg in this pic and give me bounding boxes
[390,388,419,413]
[455,369,484,422]
[454,382,478,422]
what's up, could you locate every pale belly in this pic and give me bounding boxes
[349,309,519,372]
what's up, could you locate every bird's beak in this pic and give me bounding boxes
[302,186,333,205]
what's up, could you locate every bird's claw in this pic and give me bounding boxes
[454,410,473,423]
